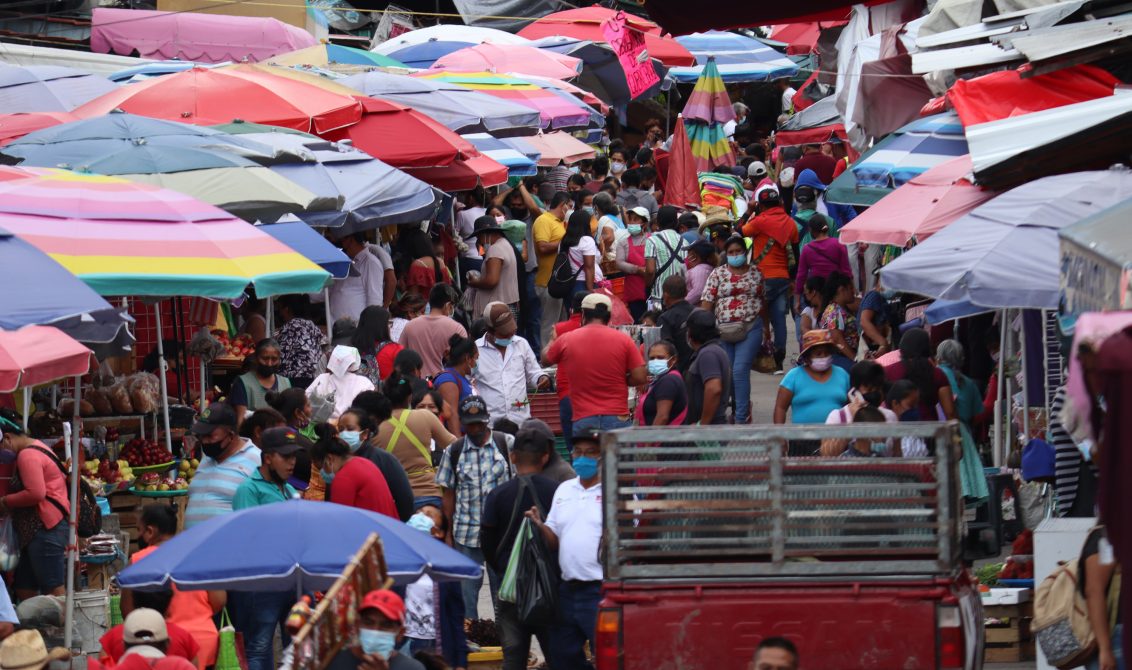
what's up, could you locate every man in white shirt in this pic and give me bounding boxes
[528,429,603,669]
[455,193,486,277]
[475,302,548,423]
[315,233,386,324]
[776,78,797,115]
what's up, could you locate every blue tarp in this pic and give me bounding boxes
[259,222,351,279]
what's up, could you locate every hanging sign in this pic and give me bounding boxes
[601,11,660,100]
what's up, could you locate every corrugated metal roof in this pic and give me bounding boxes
[915,0,1084,49]
[911,43,1022,74]
[1003,12,1132,61]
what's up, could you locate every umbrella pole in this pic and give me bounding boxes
[993,310,1007,467]
[63,375,81,650]
[266,296,275,338]
[21,390,29,431]
[324,288,333,341]
[155,303,174,455]
[200,357,207,415]
[1020,312,1029,442]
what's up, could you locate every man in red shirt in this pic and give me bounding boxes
[792,144,838,186]
[742,185,800,373]
[545,291,588,449]
[108,608,197,670]
[545,293,647,434]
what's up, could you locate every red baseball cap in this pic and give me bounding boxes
[360,590,404,623]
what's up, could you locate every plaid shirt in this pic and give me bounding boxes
[435,432,513,547]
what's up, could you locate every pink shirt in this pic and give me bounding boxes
[399,314,468,379]
[685,263,712,304]
[7,442,69,528]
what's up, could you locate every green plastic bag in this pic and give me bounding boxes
[499,518,532,603]
[109,595,123,626]
[215,609,242,670]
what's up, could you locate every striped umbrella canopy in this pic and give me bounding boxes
[682,58,735,172]
[461,134,537,176]
[432,43,583,81]
[413,70,599,133]
[672,31,798,84]
[268,44,407,69]
[0,169,330,298]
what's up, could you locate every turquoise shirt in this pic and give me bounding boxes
[232,468,298,510]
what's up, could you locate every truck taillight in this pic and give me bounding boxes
[595,607,623,670]
[937,604,964,669]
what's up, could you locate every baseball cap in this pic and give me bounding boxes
[483,302,517,338]
[331,317,357,346]
[580,292,612,313]
[572,428,601,447]
[360,590,405,624]
[458,395,490,424]
[260,426,311,456]
[747,161,768,178]
[755,184,780,205]
[627,206,650,221]
[514,418,554,454]
[123,608,169,644]
[190,402,237,435]
[778,166,795,188]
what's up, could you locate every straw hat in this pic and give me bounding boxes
[698,206,733,233]
[0,631,70,670]
[799,329,835,359]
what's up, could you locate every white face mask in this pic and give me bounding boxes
[611,161,626,175]
[809,355,833,372]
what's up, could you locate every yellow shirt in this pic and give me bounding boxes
[533,211,566,287]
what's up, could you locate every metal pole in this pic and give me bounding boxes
[200,357,207,415]
[1020,311,1030,442]
[324,288,333,341]
[63,375,81,650]
[266,296,275,338]
[993,310,1007,467]
[155,303,174,454]
[21,391,29,431]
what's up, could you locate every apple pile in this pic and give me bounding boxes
[211,331,256,360]
[135,472,189,492]
[120,438,173,467]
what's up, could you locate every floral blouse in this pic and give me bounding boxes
[820,303,860,352]
[702,264,765,325]
[275,318,326,381]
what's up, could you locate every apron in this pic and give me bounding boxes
[624,234,648,303]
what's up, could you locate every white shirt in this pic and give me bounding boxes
[390,317,410,343]
[456,206,486,259]
[474,334,545,423]
[404,574,436,639]
[323,249,384,324]
[723,119,737,138]
[782,87,797,113]
[568,236,604,281]
[546,477,603,581]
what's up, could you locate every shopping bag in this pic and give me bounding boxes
[215,610,247,670]
[307,380,337,425]
[515,519,560,627]
[0,518,17,571]
[498,518,530,604]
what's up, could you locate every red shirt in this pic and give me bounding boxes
[794,152,838,186]
[100,623,200,665]
[375,342,403,382]
[114,656,197,670]
[329,456,398,519]
[553,316,583,399]
[545,324,644,421]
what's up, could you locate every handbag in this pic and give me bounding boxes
[547,244,583,300]
[718,319,754,343]
[753,340,777,374]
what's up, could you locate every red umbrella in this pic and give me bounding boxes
[517,6,695,67]
[0,112,76,146]
[0,326,92,393]
[405,154,509,191]
[664,115,700,209]
[72,65,362,134]
[768,22,848,55]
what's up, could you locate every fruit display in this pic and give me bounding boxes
[120,438,173,468]
[997,555,1034,580]
[84,457,135,493]
[134,472,189,492]
[212,330,256,360]
[179,458,200,480]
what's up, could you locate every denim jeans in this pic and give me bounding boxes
[572,414,631,435]
[559,396,574,451]
[550,581,601,670]
[721,318,763,423]
[13,519,67,593]
[228,590,294,670]
[455,542,499,620]
[496,600,556,670]
[1085,623,1125,670]
[525,273,543,357]
[764,279,791,356]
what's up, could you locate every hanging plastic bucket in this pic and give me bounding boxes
[72,590,110,654]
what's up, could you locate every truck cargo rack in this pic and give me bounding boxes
[602,422,963,580]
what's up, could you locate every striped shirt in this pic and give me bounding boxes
[1051,386,1084,517]
[184,440,261,529]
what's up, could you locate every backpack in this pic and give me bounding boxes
[449,432,512,484]
[30,445,102,538]
[547,243,583,300]
[1032,558,1096,669]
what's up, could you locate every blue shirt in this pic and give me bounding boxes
[858,291,891,329]
[184,440,261,529]
[232,468,298,510]
[780,365,850,424]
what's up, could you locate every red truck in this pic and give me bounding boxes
[595,422,984,670]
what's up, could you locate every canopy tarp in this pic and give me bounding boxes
[946,64,1120,127]
[0,326,92,394]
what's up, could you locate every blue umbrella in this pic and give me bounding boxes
[0,64,119,112]
[381,41,471,68]
[671,31,798,84]
[259,222,351,279]
[118,500,480,591]
[107,61,218,84]
[0,227,133,354]
[461,133,537,177]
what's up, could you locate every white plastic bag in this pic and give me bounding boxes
[0,518,19,571]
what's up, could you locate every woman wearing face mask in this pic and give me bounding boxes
[266,388,316,441]
[306,345,375,424]
[609,149,628,178]
[312,424,398,519]
[231,338,290,427]
[818,271,859,371]
[774,329,850,426]
[592,191,625,261]
[562,209,603,311]
[433,334,478,436]
[701,235,766,424]
[615,206,651,321]
[376,372,456,506]
[636,341,688,426]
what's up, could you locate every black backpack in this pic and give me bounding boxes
[547,241,583,300]
[30,446,102,538]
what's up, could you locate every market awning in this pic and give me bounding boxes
[259,222,351,279]
[1059,196,1132,314]
[516,7,695,67]
[631,1,869,37]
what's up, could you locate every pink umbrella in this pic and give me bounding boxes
[0,326,92,393]
[663,115,700,209]
[432,43,583,81]
[838,155,995,246]
[519,132,595,166]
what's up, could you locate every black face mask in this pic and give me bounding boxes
[257,363,279,377]
[863,391,883,406]
[137,535,149,550]
[200,436,227,460]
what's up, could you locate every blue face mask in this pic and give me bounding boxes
[493,336,512,347]
[727,254,746,268]
[573,456,599,479]
[627,224,643,236]
[358,628,397,660]
[647,359,669,376]
[339,430,362,451]
[320,468,335,485]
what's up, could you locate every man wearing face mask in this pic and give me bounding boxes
[467,216,520,317]
[475,303,549,424]
[326,590,424,670]
[184,403,260,530]
[526,429,603,670]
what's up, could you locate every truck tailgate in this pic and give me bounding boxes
[607,581,943,670]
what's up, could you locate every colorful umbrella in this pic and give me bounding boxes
[0,64,119,113]
[0,112,76,146]
[504,132,593,167]
[826,113,967,206]
[768,22,848,55]
[432,43,582,80]
[663,115,700,208]
[371,24,529,56]
[529,36,669,107]
[516,6,695,67]
[0,326,93,394]
[672,31,798,83]
[462,134,537,176]
[339,71,541,137]
[414,70,596,132]
[837,156,996,246]
[683,58,736,172]
[73,65,363,134]
[268,44,407,69]
[0,169,331,299]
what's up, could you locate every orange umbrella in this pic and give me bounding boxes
[663,115,700,209]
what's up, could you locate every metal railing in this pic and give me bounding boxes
[601,422,963,580]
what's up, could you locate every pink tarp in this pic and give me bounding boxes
[0,326,92,393]
[838,155,994,246]
[91,8,316,64]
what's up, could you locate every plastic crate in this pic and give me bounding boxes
[608,275,626,300]
[554,436,571,462]
[529,393,561,435]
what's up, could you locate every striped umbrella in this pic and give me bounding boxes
[672,31,798,84]
[0,168,330,299]
[682,58,736,172]
[268,44,407,69]
[461,134,537,177]
[413,70,599,133]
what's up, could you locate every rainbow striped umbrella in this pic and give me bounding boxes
[413,70,597,132]
[682,57,736,172]
[0,169,330,299]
